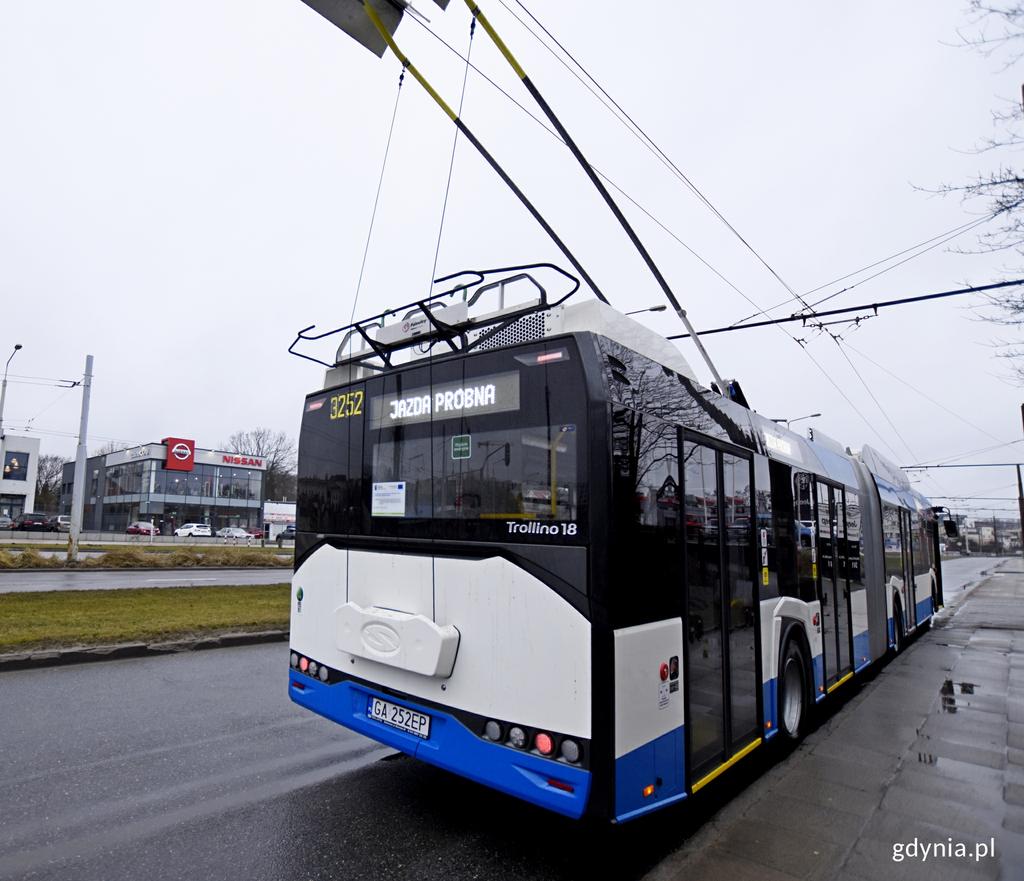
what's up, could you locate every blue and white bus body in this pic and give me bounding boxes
[289,297,944,822]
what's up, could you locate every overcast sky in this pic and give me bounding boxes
[2,0,1022,518]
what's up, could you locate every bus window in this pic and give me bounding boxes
[793,472,816,603]
[610,409,681,625]
[723,452,757,745]
[768,459,798,599]
[882,504,904,589]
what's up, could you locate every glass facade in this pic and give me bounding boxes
[61,449,266,534]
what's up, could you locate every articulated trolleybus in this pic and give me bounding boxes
[288,268,951,822]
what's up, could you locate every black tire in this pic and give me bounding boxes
[777,637,808,741]
[892,599,904,655]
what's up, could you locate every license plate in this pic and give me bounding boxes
[367,697,431,739]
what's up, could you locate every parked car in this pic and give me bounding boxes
[13,512,49,531]
[247,527,264,540]
[126,521,159,536]
[175,523,212,537]
[46,515,71,533]
[276,523,296,546]
[0,514,13,530]
[216,527,252,540]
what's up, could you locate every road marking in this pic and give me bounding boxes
[144,577,217,582]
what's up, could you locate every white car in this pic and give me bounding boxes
[216,527,252,540]
[175,523,212,537]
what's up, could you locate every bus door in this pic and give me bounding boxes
[815,481,852,686]
[902,509,917,628]
[683,438,760,789]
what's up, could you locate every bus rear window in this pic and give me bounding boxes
[371,421,581,522]
[298,340,588,543]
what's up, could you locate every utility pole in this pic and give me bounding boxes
[67,355,93,564]
[1019,404,1024,558]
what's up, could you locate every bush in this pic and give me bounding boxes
[165,548,203,568]
[0,551,18,569]
[13,548,62,569]
[86,548,150,569]
[201,547,290,568]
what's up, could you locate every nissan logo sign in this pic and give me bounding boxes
[171,443,192,461]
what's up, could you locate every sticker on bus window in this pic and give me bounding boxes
[372,482,406,517]
[451,435,472,460]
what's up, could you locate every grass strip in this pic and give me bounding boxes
[0,547,291,570]
[0,543,289,555]
[0,584,291,653]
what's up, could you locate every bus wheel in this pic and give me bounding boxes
[892,601,904,655]
[778,639,807,741]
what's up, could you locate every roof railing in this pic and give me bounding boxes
[288,263,581,370]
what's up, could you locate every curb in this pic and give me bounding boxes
[0,629,289,672]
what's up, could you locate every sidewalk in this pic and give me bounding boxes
[646,561,1024,881]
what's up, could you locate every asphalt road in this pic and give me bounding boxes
[938,554,1009,603]
[0,644,692,881]
[0,568,291,593]
[0,556,1002,881]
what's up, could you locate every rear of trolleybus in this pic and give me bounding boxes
[288,337,597,818]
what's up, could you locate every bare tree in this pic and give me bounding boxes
[936,3,1024,375]
[33,453,67,512]
[88,440,122,457]
[222,427,297,501]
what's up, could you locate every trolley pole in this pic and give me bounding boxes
[67,355,94,564]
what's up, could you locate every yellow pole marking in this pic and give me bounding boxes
[691,738,762,793]
[826,671,854,694]
[362,3,458,121]
[463,1,527,80]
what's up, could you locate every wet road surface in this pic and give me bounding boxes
[0,644,773,881]
[0,568,290,593]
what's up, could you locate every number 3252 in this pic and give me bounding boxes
[330,391,363,420]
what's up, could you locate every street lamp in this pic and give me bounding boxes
[771,412,821,430]
[0,343,22,440]
[625,305,667,315]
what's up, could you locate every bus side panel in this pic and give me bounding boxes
[612,620,685,822]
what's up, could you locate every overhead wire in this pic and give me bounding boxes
[506,0,815,314]
[731,215,994,326]
[490,1,938,467]
[407,14,760,314]
[841,340,1014,452]
[349,67,406,326]
[418,4,938,467]
[428,19,475,290]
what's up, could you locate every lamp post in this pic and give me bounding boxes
[0,345,23,502]
[771,412,821,430]
[0,343,23,440]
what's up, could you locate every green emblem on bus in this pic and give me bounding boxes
[296,587,304,602]
[451,434,472,460]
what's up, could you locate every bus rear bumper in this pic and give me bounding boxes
[289,674,591,819]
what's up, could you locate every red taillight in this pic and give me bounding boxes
[547,778,574,793]
[536,352,564,364]
[299,657,309,672]
[535,732,554,755]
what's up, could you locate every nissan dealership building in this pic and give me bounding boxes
[60,437,267,534]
